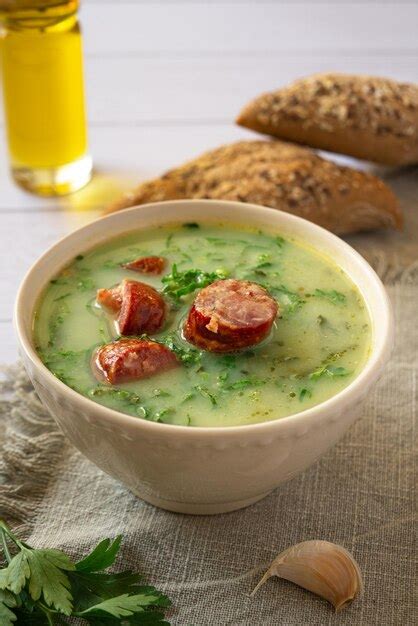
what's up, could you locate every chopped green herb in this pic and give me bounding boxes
[255,252,272,269]
[75,254,84,261]
[161,264,229,303]
[103,259,123,269]
[206,237,249,247]
[223,378,265,390]
[255,262,272,270]
[275,235,286,248]
[313,289,346,304]
[309,364,351,380]
[165,233,174,248]
[77,277,95,292]
[44,349,88,362]
[136,406,149,419]
[299,387,312,401]
[265,284,305,317]
[182,222,200,229]
[153,388,171,398]
[51,370,77,389]
[181,392,195,404]
[53,293,71,302]
[50,277,70,286]
[154,407,175,422]
[194,385,218,406]
[157,334,202,367]
[217,371,229,384]
[205,237,228,246]
[48,302,70,347]
[219,355,237,369]
[179,251,193,263]
[89,386,143,405]
[325,349,349,362]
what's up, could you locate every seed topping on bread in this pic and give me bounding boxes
[259,75,416,137]
[237,74,418,165]
[108,140,402,235]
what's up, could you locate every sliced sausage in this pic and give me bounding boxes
[118,279,166,335]
[184,279,278,353]
[96,285,122,313]
[94,338,178,384]
[96,279,166,335]
[122,255,166,275]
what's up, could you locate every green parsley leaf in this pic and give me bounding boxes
[0,590,17,626]
[76,536,122,573]
[0,548,74,614]
[80,612,170,625]
[77,592,162,618]
[0,551,29,595]
[0,521,171,625]
[26,550,74,614]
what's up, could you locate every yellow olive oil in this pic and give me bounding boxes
[0,1,91,195]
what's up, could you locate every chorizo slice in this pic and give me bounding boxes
[118,279,166,335]
[94,338,178,384]
[122,255,166,275]
[96,285,122,313]
[96,279,166,335]
[184,279,278,353]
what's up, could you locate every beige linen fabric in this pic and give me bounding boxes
[0,169,417,626]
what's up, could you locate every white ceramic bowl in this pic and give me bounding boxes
[15,200,393,514]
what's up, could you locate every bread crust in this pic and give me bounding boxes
[108,140,402,236]
[236,74,418,166]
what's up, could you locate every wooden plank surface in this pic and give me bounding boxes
[79,3,418,54]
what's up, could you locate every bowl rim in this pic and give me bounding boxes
[14,199,394,438]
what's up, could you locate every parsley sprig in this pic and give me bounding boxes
[161,264,228,304]
[0,520,170,625]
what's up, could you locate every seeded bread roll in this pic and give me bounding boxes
[108,140,401,235]
[237,74,418,166]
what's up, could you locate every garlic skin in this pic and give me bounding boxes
[252,540,363,611]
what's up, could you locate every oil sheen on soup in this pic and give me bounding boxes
[34,223,371,427]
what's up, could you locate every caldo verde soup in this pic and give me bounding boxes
[34,223,371,427]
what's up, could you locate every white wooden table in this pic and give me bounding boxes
[1,1,417,364]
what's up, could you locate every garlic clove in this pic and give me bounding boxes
[251,540,363,611]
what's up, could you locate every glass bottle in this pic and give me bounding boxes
[0,0,92,195]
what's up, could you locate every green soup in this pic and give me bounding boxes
[34,223,371,427]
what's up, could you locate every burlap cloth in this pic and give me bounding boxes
[0,168,417,625]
